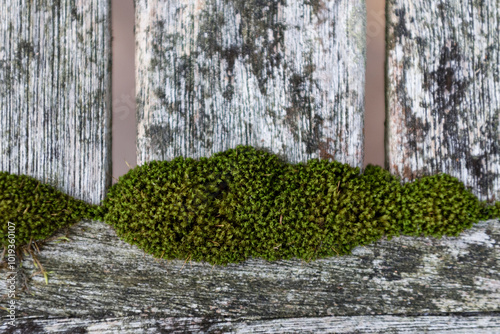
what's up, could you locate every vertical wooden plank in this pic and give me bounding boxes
[135,0,366,166]
[386,0,500,201]
[0,0,111,204]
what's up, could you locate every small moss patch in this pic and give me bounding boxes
[1,146,498,265]
[0,172,95,247]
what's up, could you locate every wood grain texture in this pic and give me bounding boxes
[1,219,499,332]
[3,314,500,333]
[135,0,366,166]
[386,0,500,202]
[0,0,112,204]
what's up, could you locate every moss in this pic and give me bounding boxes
[1,145,499,265]
[0,172,95,248]
[400,173,485,238]
[97,146,498,265]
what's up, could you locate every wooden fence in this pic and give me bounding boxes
[0,0,499,332]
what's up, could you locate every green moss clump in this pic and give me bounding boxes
[479,200,500,221]
[0,172,94,248]
[400,174,487,238]
[97,145,499,265]
[492,202,500,219]
[97,146,288,264]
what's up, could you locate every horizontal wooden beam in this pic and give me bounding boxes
[1,218,498,330]
[4,314,500,333]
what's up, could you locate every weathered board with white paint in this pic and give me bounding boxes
[1,219,499,332]
[386,0,500,202]
[135,0,366,166]
[0,0,112,204]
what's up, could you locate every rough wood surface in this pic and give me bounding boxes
[385,0,500,202]
[1,219,499,332]
[0,0,112,204]
[135,0,366,167]
[3,314,500,333]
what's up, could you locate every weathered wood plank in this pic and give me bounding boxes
[0,0,112,204]
[385,0,500,202]
[3,314,500,333]
[1,219,498,331]
[135,0,366,166]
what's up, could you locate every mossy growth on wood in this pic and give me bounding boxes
[0,171,96,248]
[97,146,497,265]
[1,145,499,265]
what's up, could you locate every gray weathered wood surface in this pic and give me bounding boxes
[385,0,500,202]
[3,314,500,333]
[1,218,499,332]
[0,0,112,204]
[135,0,366,167]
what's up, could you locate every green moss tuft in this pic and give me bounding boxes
[400,173,486,238]
[481,201,500,220]
[0,172,96,248]
[2,145,499,265]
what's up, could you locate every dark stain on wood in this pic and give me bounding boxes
[440,241,498,289]
[70,3,80,21]
[304,0,327,20]
[197,0,286,98]
[286,61,323,153]
[427,43,469,111]
[3,320,45,334]
[138,0,364,165]
[403,165,424,181]
[62,326,88,334]
[145,124,174,152]
[387,0,500,201]
[393,8,409,40]
[387,5,409,50]
[16,40,34,60]
[318,137,335,160]
[373,246,425,281]
[426,43,498,195]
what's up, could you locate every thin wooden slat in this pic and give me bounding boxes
[386,0,500,202]
[3,314,500,333]
[1,219,498,331]
[0,0,112,204]
[135,0,366,166]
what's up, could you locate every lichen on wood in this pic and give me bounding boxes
[386,0,500,202]
[135,0,366,167]
[0,0,112,204]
